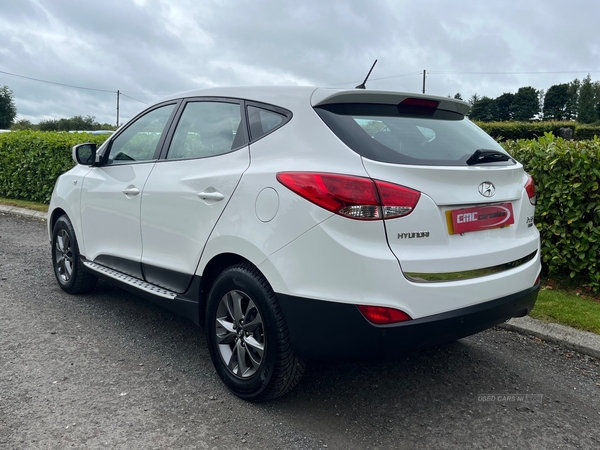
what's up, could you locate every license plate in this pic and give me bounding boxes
[447,203,514,235]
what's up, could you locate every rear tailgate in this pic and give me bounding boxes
[312,89,539,278]
[361,159,538,275]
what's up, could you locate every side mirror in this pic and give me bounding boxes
[72,143,97,165]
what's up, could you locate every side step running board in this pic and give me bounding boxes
[83,261,177,300]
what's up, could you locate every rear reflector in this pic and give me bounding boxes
[357,305,412,324]
[525,175,536,205]
[276,172,420,220]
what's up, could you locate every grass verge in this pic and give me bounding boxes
[531,286,600,334]
[0,197,48,212]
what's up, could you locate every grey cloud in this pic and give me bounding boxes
[1,0,600,125]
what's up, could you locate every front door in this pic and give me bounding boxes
[80,103,177,278]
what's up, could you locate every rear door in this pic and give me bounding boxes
[139,99,250,293]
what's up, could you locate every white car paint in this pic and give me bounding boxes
[80,162,155,268]
[140,147,250,288]
[49,85,541,342]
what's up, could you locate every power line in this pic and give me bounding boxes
[329,71,421,87]
[0,69,116,93]
[119,92,149,105]
[332,69,600,88]
[370,71,422,81]
[0,69,151,105]
[368,69,600,94]
[429,70,600,75]
[423,70,600,93]
[0,69,156,126]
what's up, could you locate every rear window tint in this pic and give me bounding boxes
[315,103,512,166]
[247,106,288,141]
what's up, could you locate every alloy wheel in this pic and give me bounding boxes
[215,290,265,378]
[55,229,73,283]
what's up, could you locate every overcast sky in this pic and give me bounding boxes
[1,0,599,126]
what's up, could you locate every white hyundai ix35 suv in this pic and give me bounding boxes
[48,86,541,401]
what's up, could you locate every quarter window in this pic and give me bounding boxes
[167,102,242,160]
[247,106,288,141]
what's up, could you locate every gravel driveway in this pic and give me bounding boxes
[1,213,599,449]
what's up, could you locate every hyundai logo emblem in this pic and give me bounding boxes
[478,181,495,198]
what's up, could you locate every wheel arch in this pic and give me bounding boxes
[202,255,306,400]
[198,253,258,326]
[50,211,98,294]
[49,207,67,235]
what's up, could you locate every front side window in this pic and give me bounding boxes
[106,104,175,165]
[166,101,242,160]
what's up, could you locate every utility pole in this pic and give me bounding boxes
[422,70,426,94]
[116,90,120,128]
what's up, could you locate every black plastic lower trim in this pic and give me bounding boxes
[277,285,539,360]
[143,263,193,294]
[81,256,202,325]
[94,254,143,279]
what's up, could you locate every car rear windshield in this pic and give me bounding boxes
[314,103,513,166]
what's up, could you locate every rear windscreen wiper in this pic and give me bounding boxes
[466,149,513,165]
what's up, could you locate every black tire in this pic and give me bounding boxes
[205,263,306,401]
[51,215,97,294]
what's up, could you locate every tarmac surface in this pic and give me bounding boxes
[2,207,600,449]
[2,203,599,360]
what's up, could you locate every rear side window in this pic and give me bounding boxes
[247,105,289,141]
[315,103,511,166]
[166,101,243,160]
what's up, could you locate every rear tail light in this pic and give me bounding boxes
[525,175,536,205]
[276,172,420,220]
[357,305,412,324]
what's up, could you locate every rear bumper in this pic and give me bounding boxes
[277,284,539,360]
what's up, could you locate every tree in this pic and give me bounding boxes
[38,118,60,131]
[468,93,480,105]
[494,93,515,121]
[577,74,598,123]
[565,79,580,120]
[543,83,570,121]
[469,96,498,122]
[593,81,600,121]
[511,86,540,121]
[37,115,103,131]
[11,119,34,130]
[453,93,463,100]
[0,85,17,129]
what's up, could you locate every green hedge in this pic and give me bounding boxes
[573,124,600,140]
[503,134,600,291]
[1,130,599,292]
[477,121,600,141]
[0,131,109,203]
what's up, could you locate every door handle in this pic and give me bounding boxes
[122,186,140,196]
[198,191,225,202]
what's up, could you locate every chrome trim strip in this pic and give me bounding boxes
[404,250,538,283]
[83,261,177,299]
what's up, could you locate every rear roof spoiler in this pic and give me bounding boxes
[311,89,471,116]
